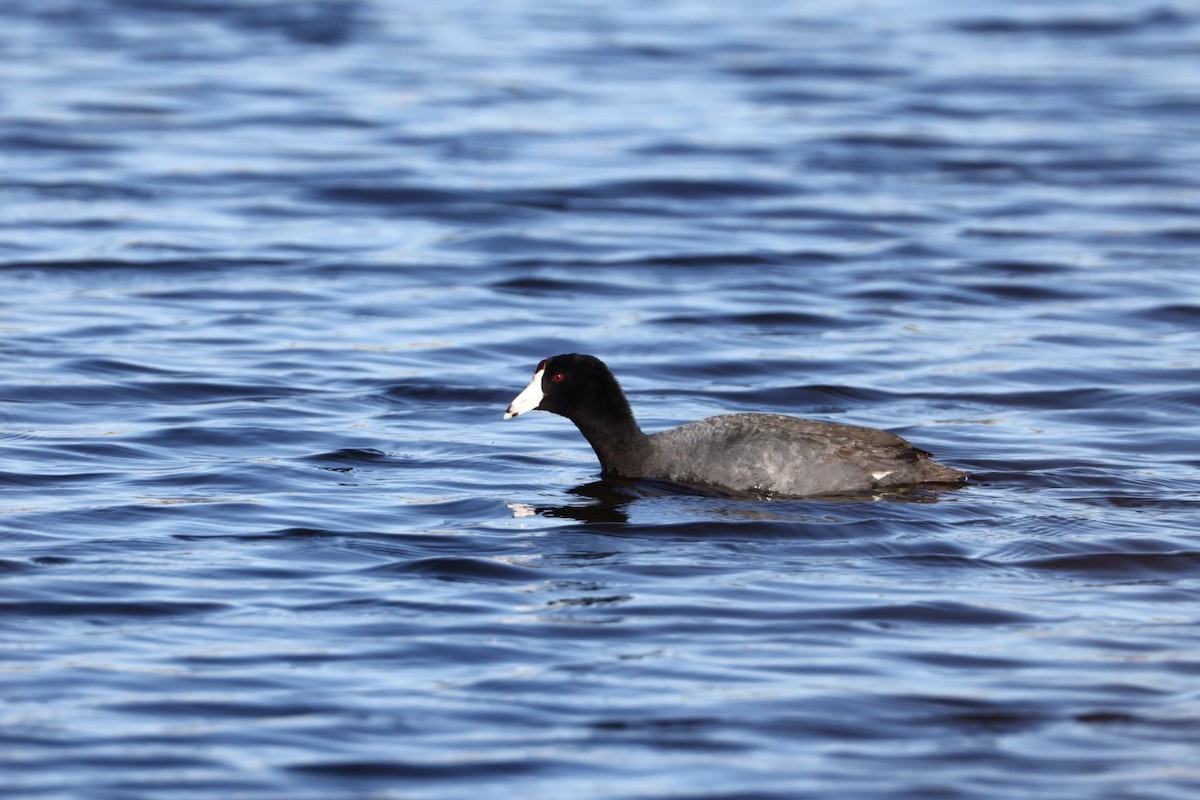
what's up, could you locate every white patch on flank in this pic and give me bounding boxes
[503,368,545,419]
[871,470,894,482]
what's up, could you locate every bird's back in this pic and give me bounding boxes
[645,413,963,496]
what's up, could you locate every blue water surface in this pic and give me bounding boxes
[3,1,1200,798]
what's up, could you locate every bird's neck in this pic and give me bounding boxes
[569,407,649,477]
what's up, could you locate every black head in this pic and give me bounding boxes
[504,353,632,424]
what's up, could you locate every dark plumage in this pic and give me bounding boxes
[504,353,965,497]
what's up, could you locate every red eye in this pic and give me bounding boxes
[550,372,565,383]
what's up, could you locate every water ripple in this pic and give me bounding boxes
[3,1,1200,799]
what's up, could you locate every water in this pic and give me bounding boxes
[3,1,1200,797]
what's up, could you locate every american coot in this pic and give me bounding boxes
[504,353,966,497]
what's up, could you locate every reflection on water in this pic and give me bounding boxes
[512,477,964,525]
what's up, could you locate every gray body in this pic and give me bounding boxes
[593,413,964,497]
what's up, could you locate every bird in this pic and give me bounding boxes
[503,353,965,498]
